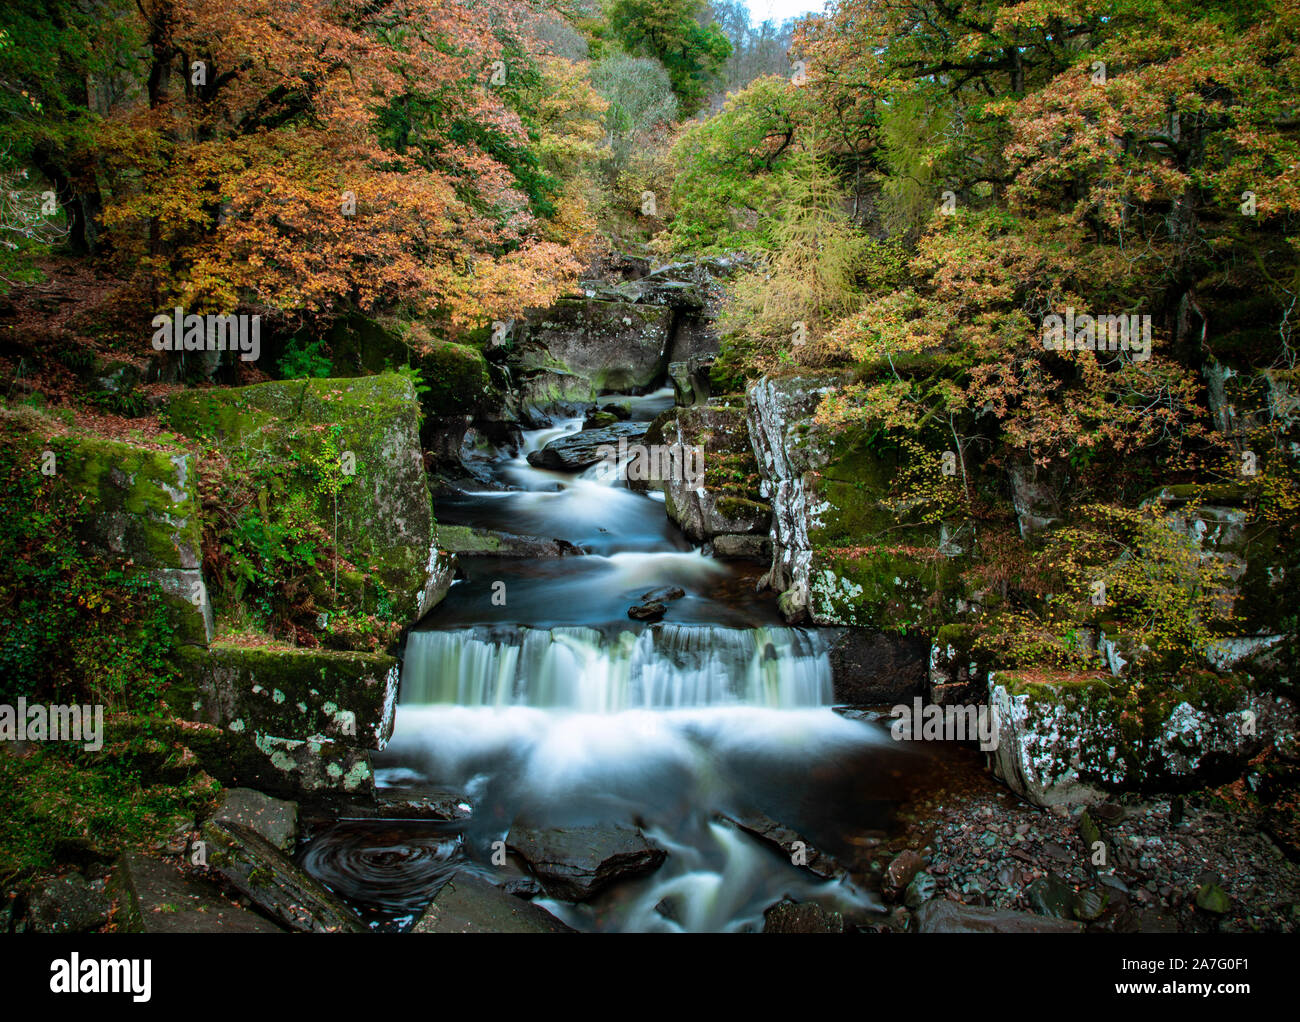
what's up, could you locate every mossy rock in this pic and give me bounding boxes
[324,313,409,376]
[414,339,494,416]
[1,410,212,645]
[172,642,398,749]
[988,670,1267,806]
[516,298,671,391]
[166,375,451,623]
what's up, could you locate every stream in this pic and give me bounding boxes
[301,389,946,931]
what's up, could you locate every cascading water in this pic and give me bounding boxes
[401,624,833,710]
[302,389,924,932]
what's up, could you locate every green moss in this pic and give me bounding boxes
[415,340,494,416]
[166,376,442,627]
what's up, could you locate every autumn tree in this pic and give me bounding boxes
[96,0,586,328]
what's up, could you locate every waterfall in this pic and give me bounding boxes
[401,623,834,711]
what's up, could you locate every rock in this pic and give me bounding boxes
[883,850,924,898]
[1027,874,1075,918]
[167,375,451,624]
[928,624,993,705]
[411,872,573,933]
[746,374,959,629]
[712,534,772,561]
[728,811,844,880]
[1,411,211,645]
[200,817,367,932]
[26,874,112,934]
[508,823,666,901]
[112,852,284,933]
[762,900,844,933]
[1195,882,1231,914]
[913,900,1084,933]
[597,402,632,421]
[1079,809,1102,849]
[628,601,667,622]
[516,369,597,423]
[1008,457,1064,539]
[667,355,714,407]
[826,629,928,705]
[584,410,620,429]
[645,404,769,541]
[1073,888,1109,921]
[207,788,298,854]
[515,298,672,392]
[433,523,581,559]
[527,421,648,471]
[640,586,685,602]
[988,669,1270,807]
[904,872,937,908]
[174,642,399,750]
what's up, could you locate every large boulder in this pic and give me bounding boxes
[166,375,452,624]
[516,298,671,392]
[173,642,398,749]
[411,873,574,933]
[643,402,769,543]
[1,408,212,645]
[508,823,666,901]
[988,670,1274,807]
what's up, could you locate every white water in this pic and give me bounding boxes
[365,390,897,931]
[401,623,834,711]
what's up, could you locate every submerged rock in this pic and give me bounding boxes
[412,873,573,933]
[527,421,648,471]
[508,823,666,901]
[628,601,667,622]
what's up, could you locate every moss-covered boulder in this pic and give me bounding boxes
[644,402,768,542]
[1,409,212,645]
[415,339,494,417]
[988,670,1272,806]
[173,642,398,749]
[516,298,672,392]
[166,375,452,624]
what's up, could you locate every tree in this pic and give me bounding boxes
[606,0,731,116]
[95,0,584,325]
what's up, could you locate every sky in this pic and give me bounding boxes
[742,0,825,23]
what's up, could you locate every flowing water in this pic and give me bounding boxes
[302,388,937,931]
